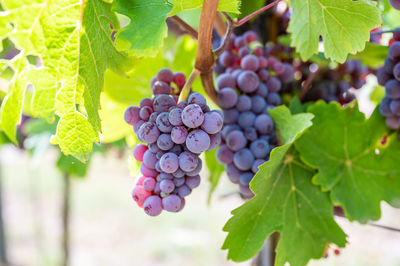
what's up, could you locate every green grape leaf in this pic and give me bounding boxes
[0,0,132,161]
[169,0,240,16]
[295,102,400,223]
[56,153,89,178]
[288,0,381,62]
[205,149,225,204]
[235,0,264,19]
[349,43,389,68]
[222,106,346,265]
[113,0,172,57]
[222,107,346,266]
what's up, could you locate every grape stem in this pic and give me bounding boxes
[370,28,400,36]
[299,67,320,101]
[170,16,198,39]
[235,0,282,27]
[178,68,200,102]
[214,12,235,56]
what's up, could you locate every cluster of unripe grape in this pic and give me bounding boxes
[124,69,223,216]
[214,31,292,197]
[377,38,400,130]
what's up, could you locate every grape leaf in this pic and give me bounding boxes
[57,153,89,178]
[222,107,346,265]
[169,0,240,16]
[113,0,173,57]
[295,102,400,223]
[288,0,381,62]
[235,0,264,19]
[0,0,132,161]
[205,148,225,204]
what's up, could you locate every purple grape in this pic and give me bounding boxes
[389,42,400,61]
[238,111,256,128]
[157,68,174,84]
[379,98,393,117]
[266,77,282,93]
[394,63,400,81]
[241,55,260,71]
[208,132,222,151]
[153,95,176,112]
[217,144,234,165]
[152,81,170,95]
[162,195,182,212]
[216,73,237,89]
[139,106,152,121]
[182,104,204,128]
[384,58,396,74]
[173,169,185,178]
[133,120,145,134]
[237,95,252,112]
[239,47,250,57]
[267,93,282,106]
[226,164,242,184]
[140,164,158,177]
[251,96,267,114]
[390,99,400,115]
[231,69,243,80]
[124,106,140,126]
[143,196,162,216]
[160,173,173,179]
[155,161,162,172]
[217,87,238,109]
[234,36,247,48]
[157,134,174,151]
[252,159,265,173]
[223,109,239,124]
[239,185,254,198]
[179,151,199,172]
[222,124,240,139]
[188,92,207,110]
[258,69,270,82]
[255,114,274,134]
[160,153,179,173]
[233,149,255,171]
[226,130,247,151]
[250,139,270,159]
[138,122,160,143]
[170,144,183,155]
[160,179,175,193]
[149,112,159,122]
[133,144,148,162]
[168,108,183,126]
[143,150,157,169]
[171,126,188,144]
[178,185,192,197]
[186,129,210,153]
[185,175,201,189]
[173,72,186,88]
[186,159,202,176]
[244,127,258,141]
[386,116,400,130]
[156,112,172,133]
[386,80,400,99]
[174,177,185,187]
[156,151,165,159]
[143,178,156,191]
[177,101,188,109]
[239,172,254,186]
[201,111,223,134]
[237,71,259,93]
[279,64,295,83]
[255,82,269,97]
[219,51,236,67]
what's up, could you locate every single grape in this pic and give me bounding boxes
[394,63,400,81]
[156,112,173,133]
[234,36,247,48]
[267,93,282,106]
[124,106,140,126]
[244,127,258,141]
[188,92,207,110]
[201,111,224,134]
[179,151,199,172]
[389,42,400,61]
[250,139,270,159]
[138,122,160,143]
[139,98,153,108]
[239,185,254,198]
[219,51,236,67]
[185,175,201,189]
[182,104,205,128]
[173,72,186,88]
[133,144,148,162]
[136,176,146,186]
[152,81,171,95]
[266,77,282,93]
[174,177,185,187]
[237,71,259,93]
[255,114,274,134]
[168,108,183,126]
[160,173,173,180]
[217,73,236,89]
[223,109,239,124]
[255,82,269,97]
[160,179,175,193]
[186,129,211,153]
[279,64,295,83]
[140,164,159,177]
[386,116,400,130]
[173,169,185,178]
[160,153,179,173]
[238,111,256,128]
[379,98,393,117]
[217,144,234,165]
[243,31,258,43]
[157,134,174,151]
[208,132,222,151]
[385,79,400,99]
[170,144,183,155]
[241,55,260,71]
[226,164,242,184]
[251,96,267,114]
[171,126,188,144]
[157,68,174,84]
[239,172,254,186]
[252,159,266,173]
[217,88,238,109]
[149,112,160,122]
[143,150,157,169]
[384,58,396,74]
[236,95,251,112]
[177,185,192,197]
[390,99,400,116]
[153,94,176,112]
[143,196,163,216]
[222,124,240,139]
[132,186,152,207]
[139,106,153,121]
[162,195,182,212]
[238,47,250,57]
[186,159,202,176]
[233,148,255,171]
[143,178,156,192]
[226,130,247,151]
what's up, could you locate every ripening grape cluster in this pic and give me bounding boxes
[377,39,400,130]
[214,31,294,197]
[124,69,223,216]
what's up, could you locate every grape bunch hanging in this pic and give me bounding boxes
[215,31,294,197]
[124,69,223,216]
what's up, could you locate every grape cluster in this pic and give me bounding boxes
[124,69,223,216]
[377,41,400,129]
[214,31,294,197]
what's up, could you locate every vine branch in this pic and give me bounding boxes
[171,15,198,39]
[235,0,282,27]
[214,12,235,56]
